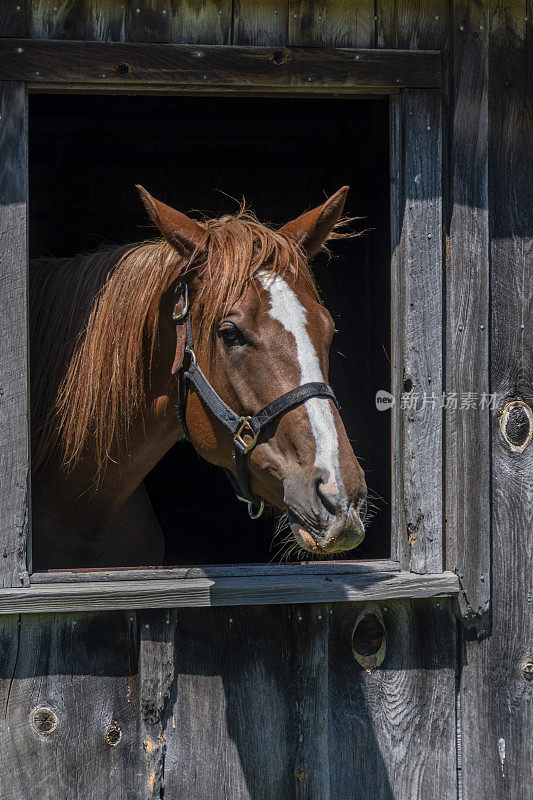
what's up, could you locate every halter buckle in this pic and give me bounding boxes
[172,282,189,322]
[234,416,259,454]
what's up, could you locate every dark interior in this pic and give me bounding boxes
[29,94,391,564]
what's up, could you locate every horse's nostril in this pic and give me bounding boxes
[314,471,338,515]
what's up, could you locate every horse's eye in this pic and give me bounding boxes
[219,324,245,348]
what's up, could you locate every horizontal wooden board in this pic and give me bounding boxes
[0,38,441,89]
[0,570,459,613]
[31,559,399,583]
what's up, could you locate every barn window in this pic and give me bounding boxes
[29,93,390,567]
[0,41,459,610]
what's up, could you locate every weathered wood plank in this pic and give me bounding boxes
[375,0,448,50]
[137,608,177,799]
[31,559,400,583]
[0,1,27,37]
[0,81,29,589]
[29,0,125,41]
[329,599,457,799]
[164,605,294,799]
[289,603,330,798]
[288,0,375,48]
[447,0,490,619]
[460,4,533,799]
[169,0,232,45]
[392,89,443,573]
[125,0,169,43]
[0,571,459,613]
[233,0,288,47]
[0,39,442,89]
[0,611,144,799]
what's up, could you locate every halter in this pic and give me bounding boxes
[172,282,338,519]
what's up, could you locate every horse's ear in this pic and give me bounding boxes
[280,186,349,257]
[136,185,206,257]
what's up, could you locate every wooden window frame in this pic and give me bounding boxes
[0,39,458,611]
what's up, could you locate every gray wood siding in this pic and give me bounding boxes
[0,3,531,800]
[460,3,533,799]
[0,80,30,589]
[0,600,457,800]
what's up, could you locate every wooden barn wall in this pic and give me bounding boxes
[0,2,531,799]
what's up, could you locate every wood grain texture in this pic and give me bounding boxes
[165,605,295,799]
[288,0,375,48]
[328,599,456,799]
[169,0,232,45]
[233,0,288,47]
[290,604,330,799]
[447,0,490,619]
[31,559,400,583]
[0,611,144,800]
[0,1,28,37]
[392,89,443,573]
[0,571,460,614]
[0,81,29,589]
[125,0,169,43]
[137,608,177,798]
[460,3,533,798]
[0,39,441,89]
[375,0,449,50]
[29,0,125,41]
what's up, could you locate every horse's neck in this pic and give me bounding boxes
[42,396,181,534]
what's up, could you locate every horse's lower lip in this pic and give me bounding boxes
[287,510,365,554]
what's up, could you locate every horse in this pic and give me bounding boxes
[30,186,367,570]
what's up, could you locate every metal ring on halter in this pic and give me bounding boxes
[236,494,265,519]
[247,499,264,519]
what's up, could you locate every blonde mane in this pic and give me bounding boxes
[31,208,325,475]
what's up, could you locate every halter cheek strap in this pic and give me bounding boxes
[172,282,338,520]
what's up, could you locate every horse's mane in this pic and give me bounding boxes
[31,207,333,475]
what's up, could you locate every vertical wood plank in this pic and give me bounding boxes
[0,81,29,589]
[328,599,457,800]
[290,604,330,800]
[164,605,294,800]
[169,0,232,45]
[29,0,125,40]
[376,0,448,50]
[0,1,28,37]
[138,609,178,798]
[392,88,443,573]
[460,3,533,798]
[125,0,169,43]
[233,0,288,47]
[0,612,143,800]
[288,0,375,48]
[447,0,490,619]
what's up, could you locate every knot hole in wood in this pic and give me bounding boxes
[351,604,387,672]
[31,706,58,735]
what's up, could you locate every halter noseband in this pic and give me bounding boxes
[172,282,338,519]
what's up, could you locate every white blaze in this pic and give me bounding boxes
[258,271,343,495]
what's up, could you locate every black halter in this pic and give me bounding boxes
[173,283,338,519]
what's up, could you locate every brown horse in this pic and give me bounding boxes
[30,186,367,569]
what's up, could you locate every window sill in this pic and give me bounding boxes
[2,563,459,613]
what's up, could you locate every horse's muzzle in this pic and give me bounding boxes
[285,482,367,554]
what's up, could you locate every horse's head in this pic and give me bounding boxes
[139,186,367,555]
